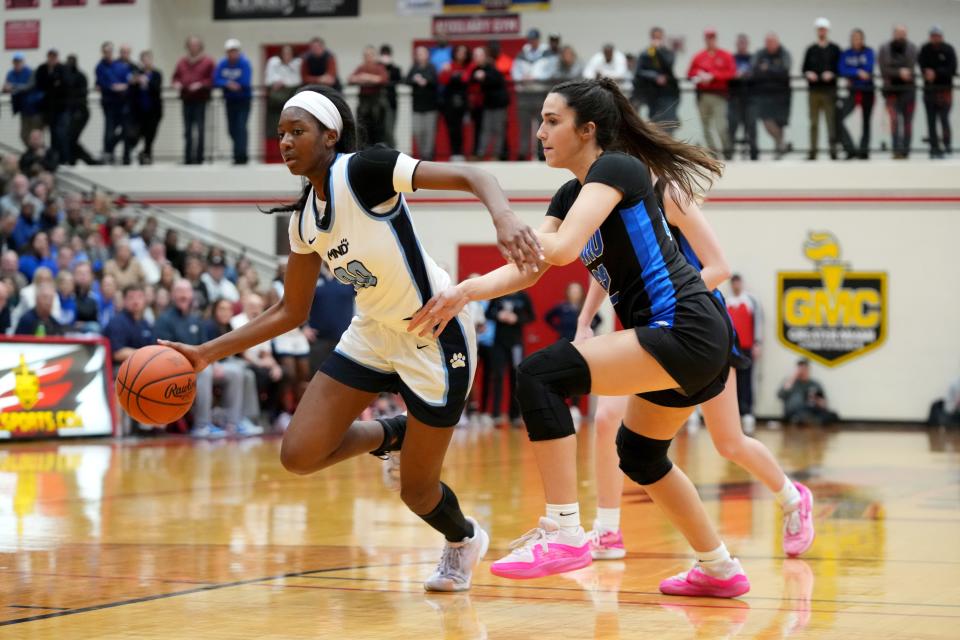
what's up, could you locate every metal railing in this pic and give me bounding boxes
[1,78,957,162]
[0,138,280,276]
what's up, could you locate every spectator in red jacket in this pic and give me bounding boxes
[172,36,215,165]
[688,28,736,158]
[726,274,763,432]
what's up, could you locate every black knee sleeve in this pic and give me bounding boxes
[516,340,591,441]
[616,424,673,485]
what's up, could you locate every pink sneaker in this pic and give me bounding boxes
[659,559,750,598]
[783,482,815,557]
[588,523,626,560]
[490,517,592,580]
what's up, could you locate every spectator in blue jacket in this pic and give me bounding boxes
[214,39,252,165]
[95,42,134,164]
[838,28,876,159]
[11,204,40,254]
[2,52,43,146]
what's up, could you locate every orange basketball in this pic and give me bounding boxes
[116,345,197,425]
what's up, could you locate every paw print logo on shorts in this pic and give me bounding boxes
[449,353,466,369]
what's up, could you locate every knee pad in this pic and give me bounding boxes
[516,340,591,441]
[616,425,673,485]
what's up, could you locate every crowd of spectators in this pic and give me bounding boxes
[3,19,956,165]
[0,157,359,438]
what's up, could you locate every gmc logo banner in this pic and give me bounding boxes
[213,0,360,20]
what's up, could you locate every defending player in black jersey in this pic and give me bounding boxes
[581,178,815,564]
[409,78,749,597]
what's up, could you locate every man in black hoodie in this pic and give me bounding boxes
[34,49,69,164]
[634,27,680,135]
[802,18,842,159]
[919,26,957,158]
[879,25,918,159]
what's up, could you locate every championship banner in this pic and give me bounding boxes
[213,0,360,20]
[443,0,549,12]
[0,337,116,439]
[777,232,887,367]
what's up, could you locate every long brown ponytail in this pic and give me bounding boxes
[550,77,722,202]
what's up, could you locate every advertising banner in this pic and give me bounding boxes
[0,337,116,439]
[778,232,887,367]
[214,0,359,20]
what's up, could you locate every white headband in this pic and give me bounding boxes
[283,91,343,135]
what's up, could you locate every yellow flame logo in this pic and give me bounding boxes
[13,355,39,411]
[803,231,847,296]
[803,231,841,263]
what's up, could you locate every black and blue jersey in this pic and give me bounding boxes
[546,152,707,330]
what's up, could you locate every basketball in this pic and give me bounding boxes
[115,345,197,425]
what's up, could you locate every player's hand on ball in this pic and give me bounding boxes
[494,212,543,274]
[156,340,210,373]
[407,285,469,339]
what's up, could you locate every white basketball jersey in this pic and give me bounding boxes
[288,151,451,330]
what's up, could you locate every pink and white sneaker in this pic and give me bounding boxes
[659,558,750,598]
[490,517,592,580]
[783,482,815,557]
[588,522,626,560]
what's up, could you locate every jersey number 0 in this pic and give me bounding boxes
[334,260,378,290]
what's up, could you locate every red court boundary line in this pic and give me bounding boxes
[130,195,960,206]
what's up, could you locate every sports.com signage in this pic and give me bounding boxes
[0,337,116,439]
[777,232,887,367]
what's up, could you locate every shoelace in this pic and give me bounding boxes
[508,526,552,555]
[785,509,802,535]
[436,543,466,583]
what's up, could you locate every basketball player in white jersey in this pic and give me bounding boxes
[160,85,542,592]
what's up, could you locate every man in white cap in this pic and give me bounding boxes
[802,17,842,159]
[214,38,252,164]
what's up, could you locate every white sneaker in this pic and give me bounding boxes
[273,412,292,432]
[741,414,756,435]
[685,410,701,434]
[192,424,227,439]
[381,451,401,492]
[236,418,264,437]
[424,517,490,592]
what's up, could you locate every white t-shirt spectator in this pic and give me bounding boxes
[139,255,163,286]
[583,49,631,88]
[230,312,271,364]
[265,55,302,88]
[201,272,240,304]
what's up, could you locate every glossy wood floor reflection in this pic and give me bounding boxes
[1,423,959,639]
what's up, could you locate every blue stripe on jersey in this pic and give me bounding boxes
[619,201,677,327]
[677,232,702,271]
[388,203,433,305]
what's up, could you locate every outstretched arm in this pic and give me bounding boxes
[407,218,557,338]
[413,161,543,273]
[536,182,621,266]
[160,252,323,371]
